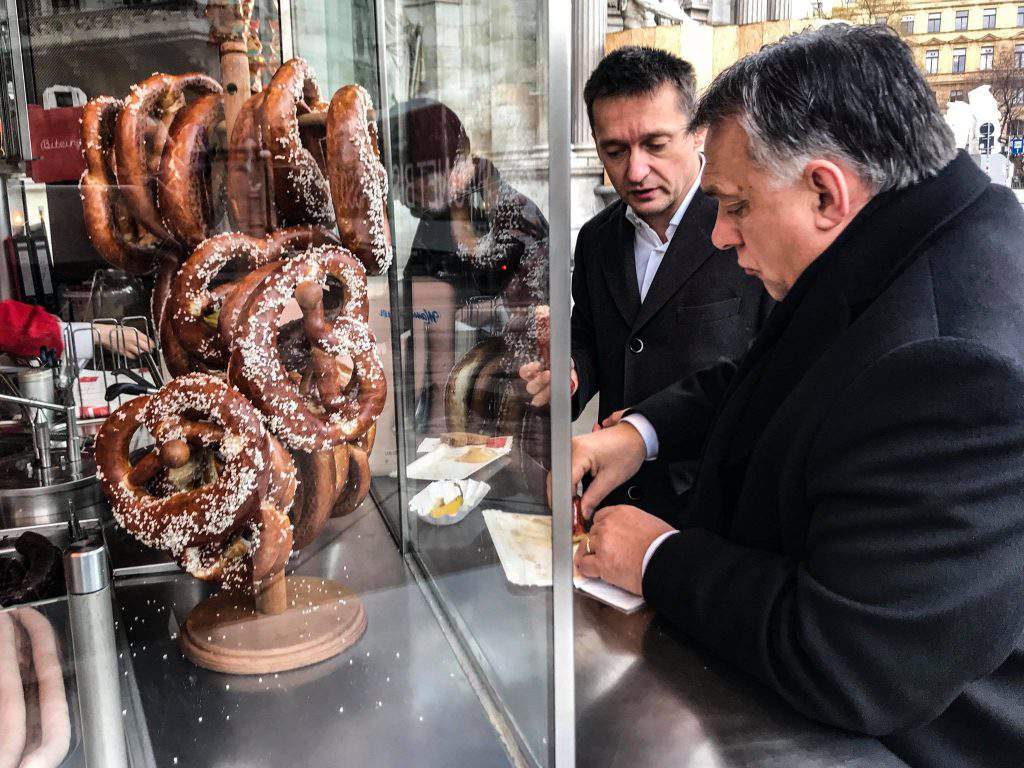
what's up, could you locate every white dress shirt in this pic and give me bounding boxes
[624,155,705,302]
[621,158,706,578]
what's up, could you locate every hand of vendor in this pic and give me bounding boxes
[575,505,674,595]
[571,421,647,517]
[91,323,155,358]
[518,359,578,407]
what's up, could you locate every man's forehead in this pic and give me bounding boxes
[593,86,687,133]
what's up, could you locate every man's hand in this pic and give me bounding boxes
[574,505,674,595]
[571,421,646,517]
[596,409,625,430]
[518,359,578,407]
[93,324,155,358]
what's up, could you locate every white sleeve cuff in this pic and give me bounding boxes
[622,413,659,460]
[642,531,677,577]
[61,322,95,364]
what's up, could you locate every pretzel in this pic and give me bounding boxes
[180,432,295,587]
[116,72,222,243]
[229,249,385,452]
[331,426,375,518]
[291,447,344,549]
[326,84,393,275]
[95,374,273,566]
[79,96,159,274]
[157,92,226,248]
[215,227,341,350]
[259,58,334,228]
[152,252,199,378]
[226,90,271,235]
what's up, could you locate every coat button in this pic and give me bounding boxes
[627,485,641,501]
[628,337,644,354]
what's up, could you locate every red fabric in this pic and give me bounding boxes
[0,300,63,358]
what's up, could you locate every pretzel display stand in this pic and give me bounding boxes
[178,572,366,675]
[87,49,393,675]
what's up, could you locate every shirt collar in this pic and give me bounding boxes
[625,154,705,243]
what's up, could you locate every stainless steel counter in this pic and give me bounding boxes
[110,494,908,767]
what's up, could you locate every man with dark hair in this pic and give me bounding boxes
[521,46,767,522]
[571,24,1024,766]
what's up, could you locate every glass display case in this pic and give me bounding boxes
[0,0,575,766]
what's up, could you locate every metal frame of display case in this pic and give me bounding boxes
[370,0,576,765]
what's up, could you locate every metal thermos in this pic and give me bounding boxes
[64,542,129,768]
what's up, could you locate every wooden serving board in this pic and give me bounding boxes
[179,576,365,674]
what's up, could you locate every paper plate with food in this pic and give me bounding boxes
[410,479,491,526]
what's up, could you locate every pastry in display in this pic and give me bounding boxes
[115,72,223,244]
[157,91,227,248]
[227,58,334,234]
[87,58,395,674]
[80,97,160,275]
[228,248,385,452]
[95,373,293,588]
[326,84,393,275]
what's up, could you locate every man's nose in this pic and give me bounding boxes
[626,152,650,184]
[711,210,740,251]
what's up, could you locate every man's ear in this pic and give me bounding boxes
[803,159,851,231]
[689,127,707,152]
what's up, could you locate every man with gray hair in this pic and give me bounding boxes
[571,24,1024,766]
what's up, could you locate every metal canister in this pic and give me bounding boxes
[16,367,55,424]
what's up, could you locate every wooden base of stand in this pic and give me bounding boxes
[179,576,366,674]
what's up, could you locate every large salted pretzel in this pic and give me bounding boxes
[226,89,271,235]
[157,91,226,249]
[95,374,294,585]
[326,84,393,276]
[228,247,385,453]
[165,226,340,373]
[116,72,222,244]
[79,97,159,274]
[260,58,334,229]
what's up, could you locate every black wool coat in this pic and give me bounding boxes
[636,152,1024,768]
[570,190,768,520]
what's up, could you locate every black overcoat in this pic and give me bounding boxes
[571,190,768,519]
[636,152,1024,767]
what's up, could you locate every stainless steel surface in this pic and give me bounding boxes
[412,507,908,768]
[65,541,109,595]
[0,389,67,413]
[64,401,82,472]
[546,0,575,764]
[113,505,515,767]
[0,449,102,528]
[67,579,129,768]
[17,368,55,424]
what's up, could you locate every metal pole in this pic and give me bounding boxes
[547,0,575,765]
[64,542,129,768]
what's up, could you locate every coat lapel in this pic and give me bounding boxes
[632,190,719,334]
[599,204,641,326]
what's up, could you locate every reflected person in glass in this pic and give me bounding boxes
[389,99,552,491]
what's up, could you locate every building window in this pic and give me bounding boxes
[928,12,941,32]
[1016,43,1024,67]
[953,48,967,72]
[955,9,969,30]
[983,8,996,28]
[925,49,939,73]
[1018,7,1024,26]
[981,46,995,69]
[900,14,914,34]
[950,89,965,101]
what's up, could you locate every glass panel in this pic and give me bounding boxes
[383,0,559,763]
[0,0,566,765]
